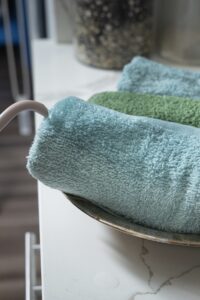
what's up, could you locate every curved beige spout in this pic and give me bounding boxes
[0,100,48,132]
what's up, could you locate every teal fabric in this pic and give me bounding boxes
[118,56,200,99]
[27,97,200,234]
[89,91,200,127]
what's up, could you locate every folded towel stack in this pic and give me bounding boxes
[27,97,200,234]
[89,91,200,127]
[118,56,200,99]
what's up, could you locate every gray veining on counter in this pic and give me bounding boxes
[129,239,200,299]
[131,264,200,299]
[140,241,154,289]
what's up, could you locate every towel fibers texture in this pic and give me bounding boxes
[89,91,200,127]
[118,56,200,99]
[27,97,200,234]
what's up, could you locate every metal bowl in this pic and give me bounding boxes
[64,193,200,247]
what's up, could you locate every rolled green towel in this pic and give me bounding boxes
[89,91,200,127]
[27,97,200,234]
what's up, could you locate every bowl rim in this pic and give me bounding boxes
[64,193,200,248]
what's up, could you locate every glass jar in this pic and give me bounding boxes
[72,0,154,69]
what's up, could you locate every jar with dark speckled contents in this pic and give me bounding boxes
[72,0,154,69]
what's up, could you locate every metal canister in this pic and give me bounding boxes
[154,0,200,65]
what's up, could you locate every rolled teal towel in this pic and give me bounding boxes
[27,97,200,234]
[118,56,200,99]
[89,91,200,127]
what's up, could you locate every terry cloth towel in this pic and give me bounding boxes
[27,97,200,234]
[89,91,200,127]
[118,56,200,99]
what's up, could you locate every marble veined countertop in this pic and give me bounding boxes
[32,39,200,300]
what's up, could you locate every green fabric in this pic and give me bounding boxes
[27,97,200,234]
[89,91,200,127]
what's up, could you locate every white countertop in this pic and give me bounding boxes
[32,39,200,300]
